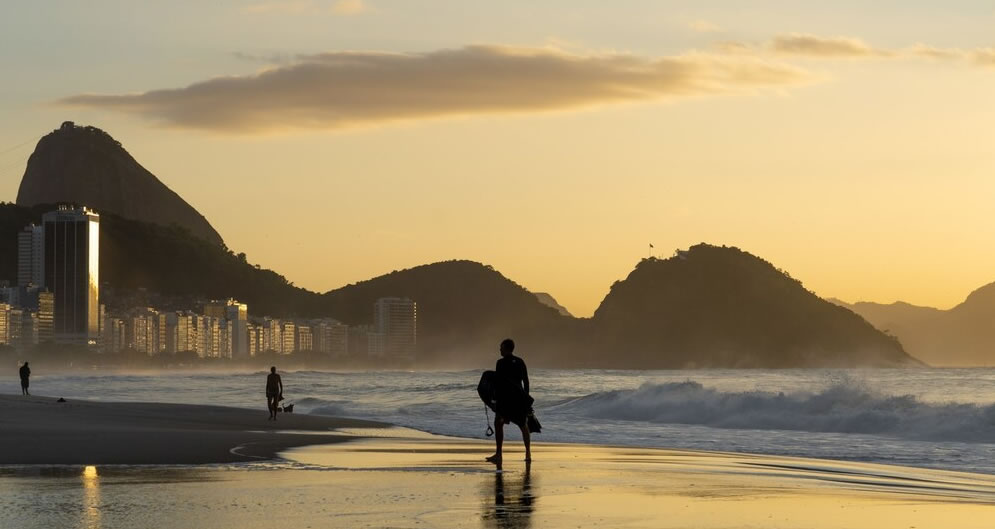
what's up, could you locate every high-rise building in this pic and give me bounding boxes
[43,206,100,345]
[17,224,44,287]
[374,297,417,360]
[348,324,372,357]
[205,316,222,358]
[313,319,349,357]
[0,303,9,346]
[36,290,54,343]
[295,324,313,352]
[281,321,296,354]
[205,299,248,358]
[102,317,126,353]
[247,322,259,357]
[128,307,159,355]
[260,318,281,353]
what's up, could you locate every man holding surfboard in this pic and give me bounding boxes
[484,338,533,466]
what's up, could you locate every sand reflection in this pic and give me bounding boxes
[80,465,101,529]
[483,464,534,529]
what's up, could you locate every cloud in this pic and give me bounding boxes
[973,48,995,67]
[687,20,722,33]
[57,45,813,133]
[722,33,995,69]
[243,0,367,15]
[331,0,365,15]
[771,33,881,57]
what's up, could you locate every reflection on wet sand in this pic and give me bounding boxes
[81,466,101,529]
[483,463,534,529]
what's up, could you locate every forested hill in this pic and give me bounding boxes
[319,260,580,364]
[590,244,916,367]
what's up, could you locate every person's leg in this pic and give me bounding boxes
[267,396,275,419]
[518,423,532,462]
[487,414,505,463]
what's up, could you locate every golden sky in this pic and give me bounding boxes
[1,1,993,316]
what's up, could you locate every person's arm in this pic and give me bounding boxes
[278,376,283,396]
[521,362,529,395]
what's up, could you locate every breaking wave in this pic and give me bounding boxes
[558,381,995,443]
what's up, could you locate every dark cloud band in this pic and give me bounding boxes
[58,45,811,133]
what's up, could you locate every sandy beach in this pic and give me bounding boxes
[0,394,383,464]
[4,395,995,528]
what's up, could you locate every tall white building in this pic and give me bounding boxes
[374,297,417,360]
[17,224,44,287]
[43,206,100,345]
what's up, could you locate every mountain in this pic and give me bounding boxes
[3,203,913,368]
[1,202,317,317]
[838,283,995,366]
[591,244,915,368]
[317,261,580,365]
[16,122,224,246]
[3,122,916,368]
[533,292,573,317]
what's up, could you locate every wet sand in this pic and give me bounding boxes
[282,434,995,528]
[3,395,995,528]
[0,394,383,464]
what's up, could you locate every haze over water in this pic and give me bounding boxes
[24,367,995,475]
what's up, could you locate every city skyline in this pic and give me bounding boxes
[1,2,994,317]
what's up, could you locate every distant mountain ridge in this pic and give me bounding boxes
[16,122,224,246]
[2,122,916,368]
[836,283,995,366]
[533,292,572,317]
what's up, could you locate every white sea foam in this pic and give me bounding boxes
[557,380,995,442]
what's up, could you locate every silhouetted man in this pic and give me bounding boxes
[486,339,532,466]
[19,362,30,396]
[266,366,283,421]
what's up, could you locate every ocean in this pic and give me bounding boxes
[16,367,995,475]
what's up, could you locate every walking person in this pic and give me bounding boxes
[266,366,283,421]
[486,339,532,466]
[19,362,30,396]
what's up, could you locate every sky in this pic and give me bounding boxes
[1,1,993,317]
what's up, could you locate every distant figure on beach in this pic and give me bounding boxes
[266,366,283,421]
[19,362,30,396]
[486,339,532,466]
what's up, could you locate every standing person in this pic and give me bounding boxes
[266,366,283,421]
[486,339,532,466]
[19,362,30,396]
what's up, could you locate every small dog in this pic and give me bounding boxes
[280,403,294,413]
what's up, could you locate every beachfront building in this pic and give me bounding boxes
[196,315,222,358]
[0,303,9,345]
[247,322,259,357]
[35,290,54,343]
[373,297,417,360]
[313,319,349,357]
[281,321,296,354]
[43,206,100,346]
[17,224,44,287]
[127,307,160,355]
[158,312,198,354]
[102,317,126,353]
[259,318,281,353]
[295,324,313,352]
[205,299,249,359]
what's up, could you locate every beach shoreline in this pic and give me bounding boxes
[0,394,384,465]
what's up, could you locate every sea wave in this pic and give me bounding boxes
[557,380,995,443]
